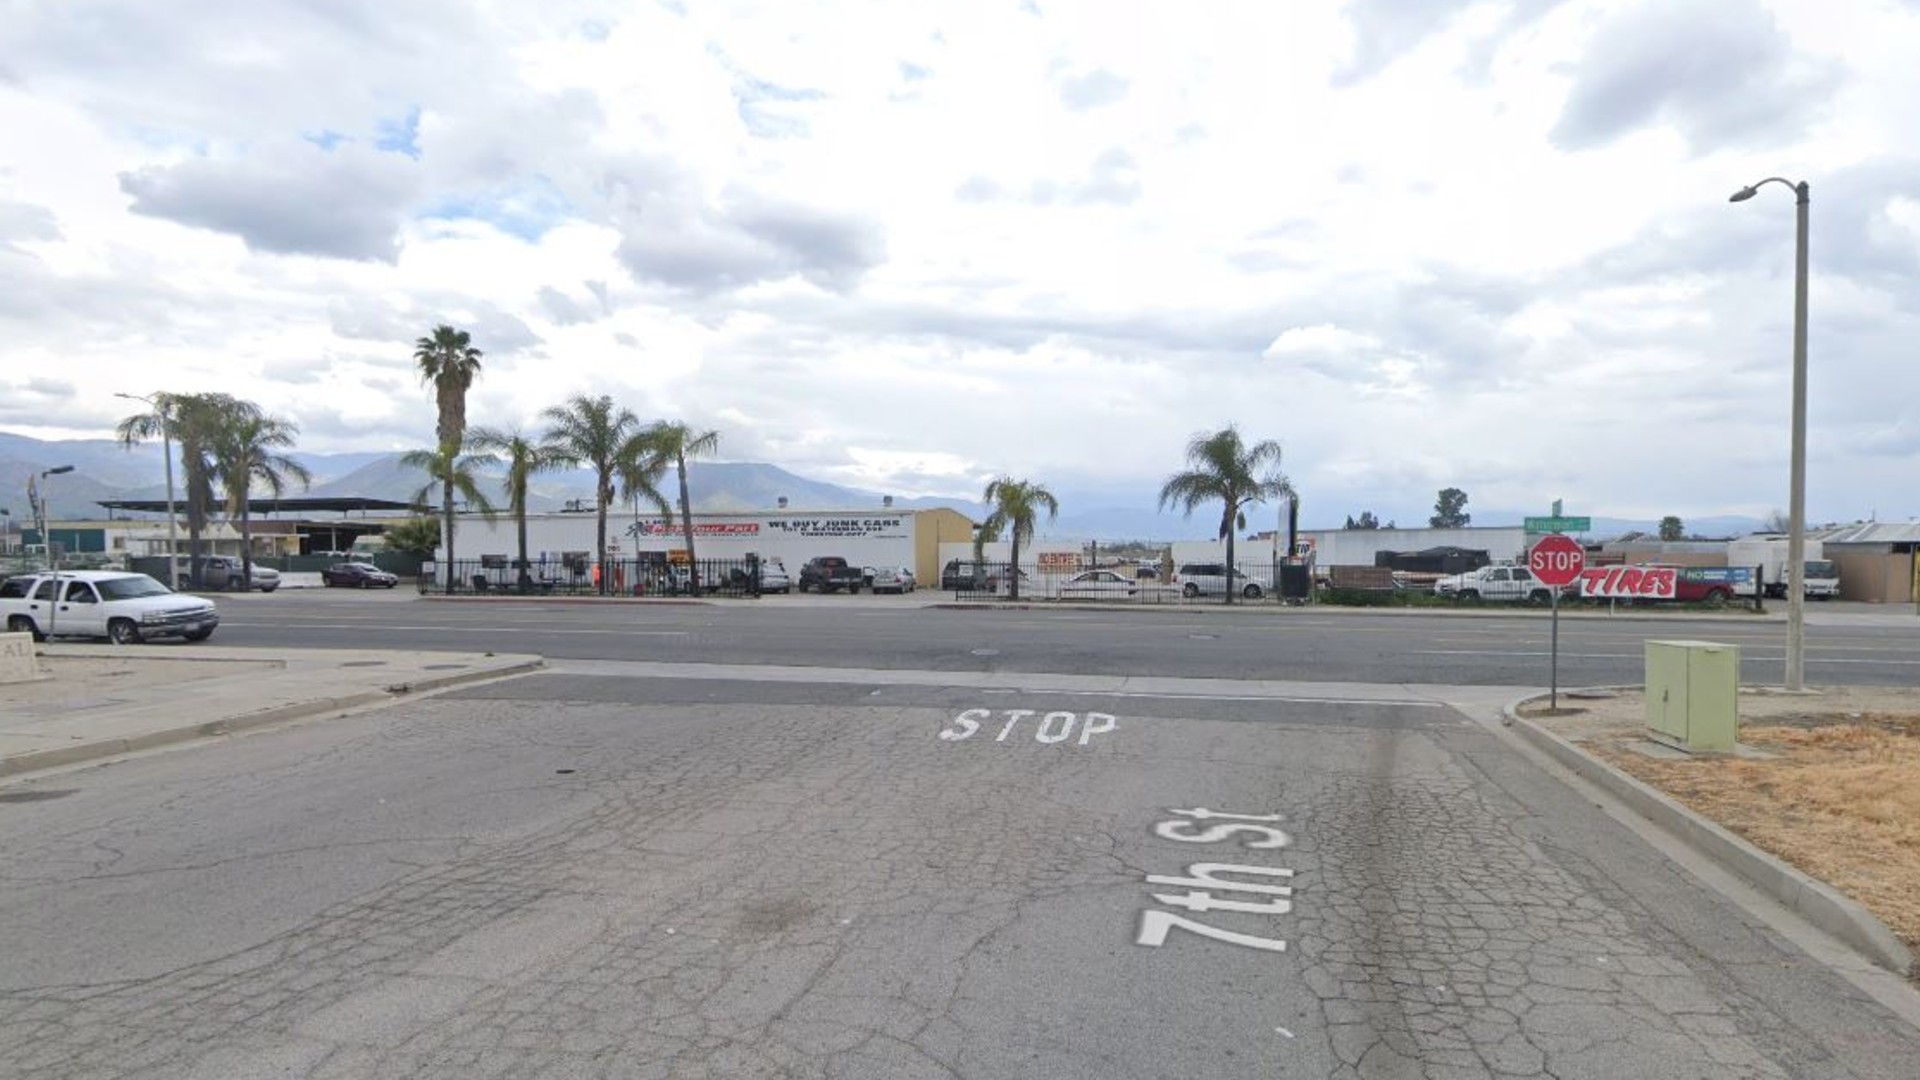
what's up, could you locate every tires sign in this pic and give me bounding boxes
[1528,534,1584,587]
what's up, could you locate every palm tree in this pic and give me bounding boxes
[212,412,313,588]
[415,324,484,588]
[1158,425,1290,604]
[540,394,640,595]
[637,421,720,591]
[415,325,484,451]
[975,476,1059,601]
[162,394,259,587]
[400,444,499,591]
[114,391,183,587]
[467,425,567,590]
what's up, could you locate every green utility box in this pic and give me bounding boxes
[1645,640,1740,752]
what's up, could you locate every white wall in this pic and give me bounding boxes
[439,510,922,570]
[1300,527,1529,567]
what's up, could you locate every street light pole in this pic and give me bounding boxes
[116,391,180,589]
[38,465,74,640]
[1730,177,1811,691]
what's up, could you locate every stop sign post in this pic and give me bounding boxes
[1528,534,1585,709]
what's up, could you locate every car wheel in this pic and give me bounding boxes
[359,578,370,589]
[260,585,278,593]
[227,576,243,591]
[1182,582,1200,598]
[1242,584,1264,599]
[108,618,144,645]
[7,615,44,642]
[1705,588,1730,608]
[1527,589,1552,605]
[1459,589,1482,604]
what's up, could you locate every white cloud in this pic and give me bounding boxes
[1,0,1917,527]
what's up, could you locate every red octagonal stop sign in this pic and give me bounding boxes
[1529,534,1585,587]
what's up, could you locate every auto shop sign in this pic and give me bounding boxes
[765,516,909,539]
[1577,565,1678,600]
[628,521,761,538]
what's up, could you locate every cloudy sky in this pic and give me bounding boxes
[2,0,1917,527]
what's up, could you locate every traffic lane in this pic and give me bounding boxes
[210,604,1920,687]
[5,686,1916,1076]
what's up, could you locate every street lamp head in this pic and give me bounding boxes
[1728,186,1758,202]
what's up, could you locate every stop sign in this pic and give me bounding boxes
[1529,534,1585,587]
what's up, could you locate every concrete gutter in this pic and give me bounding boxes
[1503,692,1914,977]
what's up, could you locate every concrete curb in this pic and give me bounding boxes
[0,658,546,780]
[928,600,1775,620]
[1503,691,1915,977]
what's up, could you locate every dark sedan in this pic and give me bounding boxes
[321,562,400,589]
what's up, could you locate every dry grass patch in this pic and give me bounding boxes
[1590,712,1920,964]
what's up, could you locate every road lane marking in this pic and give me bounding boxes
[218,622,690,636]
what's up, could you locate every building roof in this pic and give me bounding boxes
[1821,521,1920,545]
[97,497,418,515]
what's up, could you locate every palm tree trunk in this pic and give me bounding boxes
[595,488,608,596]
[1011,532,1022,601]
[677,451,698,592]
[516,500,530,591]
[240,505,253,589]
[1224,515,1237,606]
[442,472,456,592]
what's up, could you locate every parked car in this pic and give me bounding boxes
[321,562,400,589]
[1174,563,1272,599]
[0,570,218,643]
[866,566,916,594]
[941,559,990,591]
[757,558,792,594]
[1433,564,1557,603]
[1058,569,1138,599]
[798,556,864,593]
[170,555,279,592]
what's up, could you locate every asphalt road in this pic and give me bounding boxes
[4,668,1918,1078]
[206,591,1920,688]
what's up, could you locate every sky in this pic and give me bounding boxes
[2,0,1917,528]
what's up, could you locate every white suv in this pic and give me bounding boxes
[1,570,219,643]
[1432,564,1556,603]
[1175,563,1272,599]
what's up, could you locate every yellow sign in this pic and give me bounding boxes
[668,549,691,565]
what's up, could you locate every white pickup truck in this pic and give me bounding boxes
[1432,564,1559,604]
[0,570,219,643]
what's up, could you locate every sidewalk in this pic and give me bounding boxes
[0,644,543,779]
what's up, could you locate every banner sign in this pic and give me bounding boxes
[1037,552,1080,571]
[765,516,908,539]
[1577,565,1677,600]
[627,521,761,538]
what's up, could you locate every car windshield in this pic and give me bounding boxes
[96,575,173,601]
[1806,560,1837,576]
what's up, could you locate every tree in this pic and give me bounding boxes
[613,434,675,586]
[158,394,260,586]
[541,394,640,595]
[384,516,444,557]
[212,411,313,588]
[414,325,484,452]
[1430,487,1471,528]
[1158,426,1290,604]
[1762,509,1790,533]
[114,391,184,585]
[1658,515,1685,541]
[975,476,1059,601]
[400,444,499,590]
[415,325,484,592]
[1344,511,1381,530]
[467,426,567,589]
[637,421,721,591]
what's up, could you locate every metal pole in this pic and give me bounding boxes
[1549,587,1560,710]
[1786,182,1809,691]
[161,404,180,590]
[43,472,59,641]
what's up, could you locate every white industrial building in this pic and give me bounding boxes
[434,507,977,584]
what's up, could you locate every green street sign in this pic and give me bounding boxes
[1524,516,1591,533]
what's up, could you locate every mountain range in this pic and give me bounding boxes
[1,431,1765,542]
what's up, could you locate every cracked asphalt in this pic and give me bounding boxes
[2,672,1917,1078]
